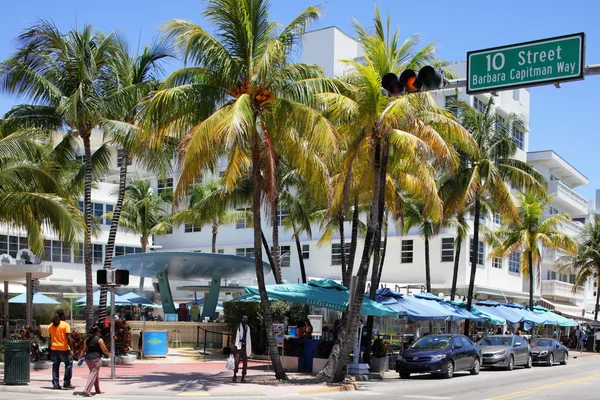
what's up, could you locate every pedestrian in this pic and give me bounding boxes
[594,330,600,352]
[515,328,522,336]
[582,330,589,347]
[79,326,110,397]
[233,315,252,383]
[496,327,503,335]
[48,310,74,390]
[303,319,313,338]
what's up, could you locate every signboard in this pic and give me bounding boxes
[165,313,178,322]
[467,33,585,94]
[308,315,323,336]
[273,323,285,347]
[143,331,168,357]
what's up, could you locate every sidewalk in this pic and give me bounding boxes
[0,351,356,398]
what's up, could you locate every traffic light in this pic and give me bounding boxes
[97,269,129,286]
[115,269,129,286]
[382,66,446,96]
[97,269,108,285]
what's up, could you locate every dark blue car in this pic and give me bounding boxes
[396,334,481,379]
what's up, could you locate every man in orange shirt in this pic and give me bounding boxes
[48,310,74,390]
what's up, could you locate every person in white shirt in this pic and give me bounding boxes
[594,330,600,352]
[233,315,252,383]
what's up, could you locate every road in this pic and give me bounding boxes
[3,354,600,400]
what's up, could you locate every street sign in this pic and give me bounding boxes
[467,33,585,94]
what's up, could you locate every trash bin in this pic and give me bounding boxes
[4,340,31,385]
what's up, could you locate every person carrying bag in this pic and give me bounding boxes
[79,326,111,397]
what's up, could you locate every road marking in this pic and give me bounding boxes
[486,373,600,399]
[402,396,452,400]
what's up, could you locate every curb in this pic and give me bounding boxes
[297,383,357,395]
[0,385,51,395]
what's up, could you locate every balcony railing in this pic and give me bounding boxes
[549,180,589,211]
[559,218,584,237]
[541,279,584,298]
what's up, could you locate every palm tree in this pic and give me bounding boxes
[0,22,121,328]
[489,192,577,310]
[403,199,442,293]
[0,119,83,255]
[114,178,172,292]
[445,98,546,333]
[558,214,600,320]
[96,39,173,316]
[315,8,475,381]
[173,180,250,253]
[141,0,336,379]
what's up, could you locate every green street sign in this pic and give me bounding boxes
[467,33,585,94]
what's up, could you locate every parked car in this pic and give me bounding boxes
[530,338,568,366]
[396,334,481,379]
[478,335,532,370]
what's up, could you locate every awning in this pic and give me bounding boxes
[448,301,502,324]
[373,289,452,321]
[414,293,483,322]
[475,300,525,324]
[533,306,578,327]
[540,298,585,319]
[502,302,549,325]
[245,279,398,317]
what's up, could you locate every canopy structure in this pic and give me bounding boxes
[475,300,526,324]
[9,292,60,305]
[372,289,454,321]
[121,292,162,308]
[75,290,131,306]
[412,293,480,321]
[533,305,578,327]
[502,302,549,325]
[245,280,398,317]
[448,301,506,325]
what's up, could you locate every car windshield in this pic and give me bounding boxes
[410,336,451,350]
[532,339,553,347]
[478,337,512,347]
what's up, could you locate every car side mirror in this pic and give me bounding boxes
[454,344,462,349]
[514,342,522,347]
[555,344,560,348]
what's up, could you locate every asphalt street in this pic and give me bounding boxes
[3,354,600,400]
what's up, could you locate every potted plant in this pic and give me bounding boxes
[10,326,52,369]
[312,340,333,373]
[370,338,389,373]
[102,320,135,365]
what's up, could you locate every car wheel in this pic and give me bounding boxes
[560,352,568,365]
[525,354,532,369]
[506,355,514,371]
[470,358,480,375]
[547,353,554,366]
[399,373,411,379]
[443,360,454,379]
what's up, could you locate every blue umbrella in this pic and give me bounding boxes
[412,293,475,321]
[476,301,525,324]
[245,280,398,317]
[75,290,131,306]
[371,289,454,321]
[448,301,504,324]
[9,292,60,305]
[121,292,162,308]
[502,302,549,325]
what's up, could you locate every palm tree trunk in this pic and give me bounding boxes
[345,199,360,286]
[339,213,347,282]
[138,237,148,294]
[528,250,535,310]
[450,236,462,301]
[464,196,481,335]
[212,222,218,253]
[261,230,276,275]
[317,138,387,382]
[425,235,432,293]
[595,275,600,321]
[82,133,94,330]
[98,149,129,320]
[292,221,307,284]
[272,195,282,284]
[252,125,286,380]
[376,217,388,285]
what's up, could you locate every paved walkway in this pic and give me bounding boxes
[0,350,354,398]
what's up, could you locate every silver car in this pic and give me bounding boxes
[478,335,532,370]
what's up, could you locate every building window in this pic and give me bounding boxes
[401,240,414,264]
[78,200,84,214]
[508,252,520,273]
[117,149,132,168]
[157,178,173,196]
[570,274,576,284]
[549,206,559,215]
[546,270,556,280]
[93,244,103,264]
[74,243,84,264]
[236,247,254,258]
[275,205,289,226]
[186,176,203,195]
[473,97,486,112]
[219,170,225,178]
[445,95,457,116]
[302,244,310,259]
[493,212,501,225]
[236,208,249,229]
[479,212,486,222]
[77,154,85,165]
[492,258,502,269]
[184,223,202,233]
[0,235,29,258]
[550,174,557,182]
[217,249,224,254]
[271,245,291,267]
[332,242,352,266]
[104,204,113,225]
[495,114,505,131]
[115,246,140,257]
[441,238,454,262]
[470,239,484,266]
[513,89,520,101]
[94,203,103,221]
[512,125,524,150]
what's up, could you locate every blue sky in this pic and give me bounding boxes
[1,0,599,199]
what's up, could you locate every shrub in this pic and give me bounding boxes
[10,326,49,361]
[100,320,132,355]
[372,338,389,358]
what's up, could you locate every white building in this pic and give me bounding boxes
[1,26,595,318]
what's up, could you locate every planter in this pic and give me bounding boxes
[101,357,111,367]
[31,360,52,370]
[116,354,137,365]
[280,355,300,372]
[369,356,389,373]
[312,357,327,374]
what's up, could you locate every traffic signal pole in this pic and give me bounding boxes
[110,287,116,379]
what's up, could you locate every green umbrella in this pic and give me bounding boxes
[245,279,397,317]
